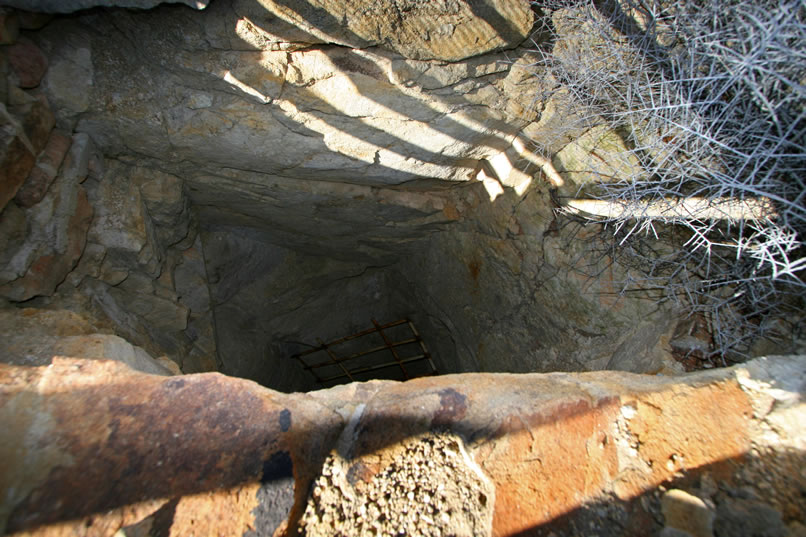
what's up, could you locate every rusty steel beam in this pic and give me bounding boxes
[0,358,343,536]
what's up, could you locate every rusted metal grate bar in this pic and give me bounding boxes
[318,354,429,384]
[290,318,437,386]
[317,337,354,383]
[302,338,420,370]
[372,318,409,380]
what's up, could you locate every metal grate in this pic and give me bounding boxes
[291,319,437,387]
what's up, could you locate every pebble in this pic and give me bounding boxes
[661,489,714,537]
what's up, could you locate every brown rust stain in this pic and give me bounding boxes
[346,460,375,486]
[614,379,753,499]
[5,367,291,534]
[477,397,621,537]
[433,388,468,426]
[468,259,481,282]
[442,201,460,220]
[168,485,262,537]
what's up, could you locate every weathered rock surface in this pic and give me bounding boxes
[194,173,679,391]
[232,0,535,61]
[393,181,679,376]
[0,7,801,537]
[173,236,217,373]
[33,5,540,192]
[0,354,802,536]
[0,95,54,212]
[21,153,218,370]
[6,36,47,88]
[0,154,92,301]
[0,307,173,375]
[84,159,164,278]
[301,432,495,537]
[0,19,216,370]
[201,221,444,390]
[0,0,693,383]
[13,129,70,208]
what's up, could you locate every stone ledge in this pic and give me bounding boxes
[0,355,803,536]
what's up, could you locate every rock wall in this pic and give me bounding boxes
[35,2,539,187]
[0,25,218,372]
[394,182,677,376]
[1,0,691,387]
[1,355,803,536]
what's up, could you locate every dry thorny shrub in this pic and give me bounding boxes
[524,0,806,364]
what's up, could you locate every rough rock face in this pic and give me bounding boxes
[0,307,175,374]
[0,114,92,301]
[37,7,538,187]
[0,12,224,370]
[0,0,697,389]
[393,183,677,376]
[0,355,803,536]
[0,93,54,212]
[233,0,536,61]
[201,229,406,389]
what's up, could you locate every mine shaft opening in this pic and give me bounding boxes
[11,0,798,398]
[188,167,690,394]
[196,181,472,394]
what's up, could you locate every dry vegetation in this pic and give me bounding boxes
[527,0,806,364]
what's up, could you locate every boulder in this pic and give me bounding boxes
[0,307,172,376]
[7,36,47,89]
[14,129,71,208]
[662,489,715,537]
[0,159,92,301]
[0,96,54,212]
